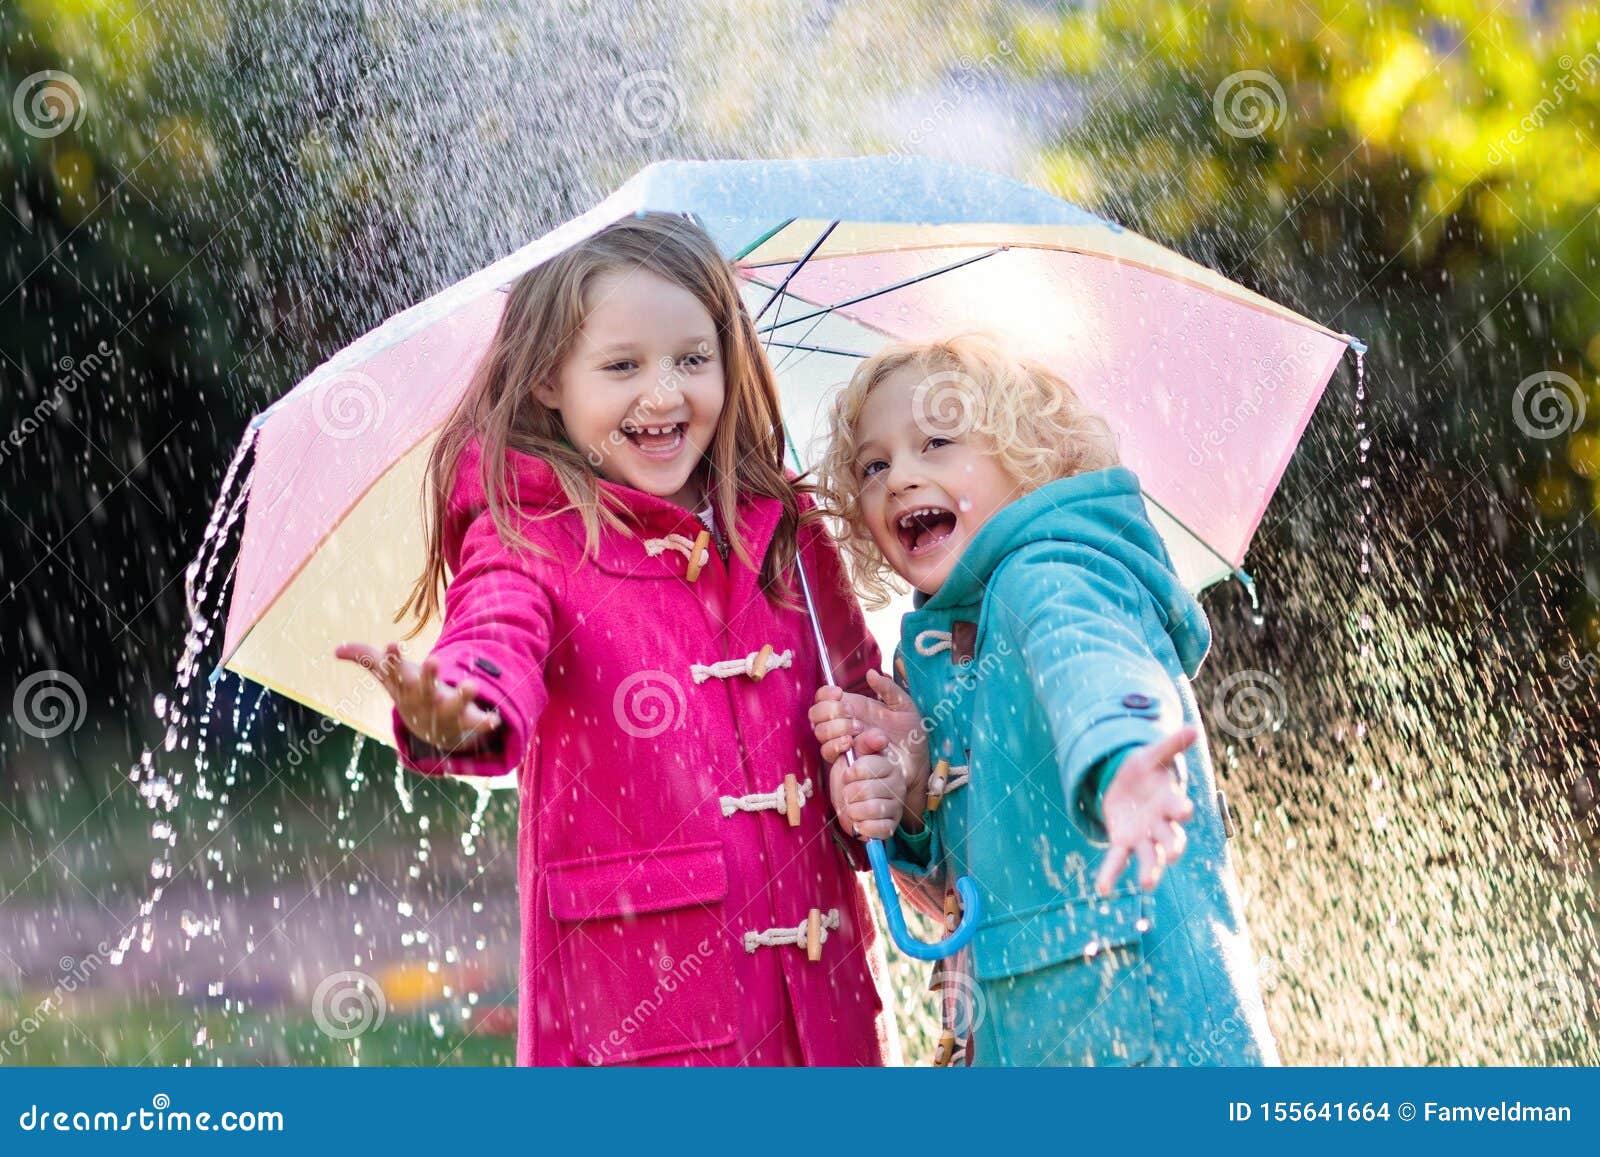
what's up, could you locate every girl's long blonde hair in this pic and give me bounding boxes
[398,212,814,635]
[817,332,1120,609]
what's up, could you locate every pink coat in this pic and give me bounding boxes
[393,438,887,1066]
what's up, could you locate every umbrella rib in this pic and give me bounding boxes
[753,220,839,322]
[762,339,870,359]
[755,247,1006,335]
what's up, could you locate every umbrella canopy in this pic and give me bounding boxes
[217,156,1362,745]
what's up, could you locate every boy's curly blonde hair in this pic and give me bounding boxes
[817,332,1120,609]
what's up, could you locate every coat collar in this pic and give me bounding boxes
[447,436,786,579]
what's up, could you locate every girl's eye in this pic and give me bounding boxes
[860,460,887,479]
[602,361,636,373]
[680,353,711,368]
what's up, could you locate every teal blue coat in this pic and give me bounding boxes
[888,467,1278,1067]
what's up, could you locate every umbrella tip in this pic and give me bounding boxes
[1233,567,1261,616]
[1344,335,1368,356]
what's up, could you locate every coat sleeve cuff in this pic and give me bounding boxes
[1063,715,1166,843]
[392,651,528,778]
[887,818,938,875]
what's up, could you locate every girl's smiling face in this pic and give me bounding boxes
[535,265,726,510]
[853,366,1021,597]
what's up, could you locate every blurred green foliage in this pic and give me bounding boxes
[996,0,1600,643]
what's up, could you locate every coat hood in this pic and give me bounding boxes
[442,437,570,567]
[914,466,1211,676]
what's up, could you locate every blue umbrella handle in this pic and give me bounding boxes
[866,838,981,961]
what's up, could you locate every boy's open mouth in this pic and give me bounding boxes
[620,421,687,460]
[895,504,958,557]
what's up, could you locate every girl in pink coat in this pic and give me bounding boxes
[337,212,888,1066]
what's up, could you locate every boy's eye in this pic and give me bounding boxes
[925,436,952,451]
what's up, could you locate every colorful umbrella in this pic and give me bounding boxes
[217,155,1363,752]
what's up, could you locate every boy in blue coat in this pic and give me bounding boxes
[811,333,1278,1067]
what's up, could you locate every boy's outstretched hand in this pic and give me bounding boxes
[335,641,502,753]
[1095,726,1198,897]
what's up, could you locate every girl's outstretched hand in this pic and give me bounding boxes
[810,669,927,770]
[334,641,502,753]
[1095,726,1198,896]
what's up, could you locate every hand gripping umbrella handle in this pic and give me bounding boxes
[780,467,982,961]
[865,832,981,961]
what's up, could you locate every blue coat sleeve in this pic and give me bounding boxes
[988,541,1189,844]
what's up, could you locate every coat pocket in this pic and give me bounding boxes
[971,889,1154,1067]
[546,841,739,1065]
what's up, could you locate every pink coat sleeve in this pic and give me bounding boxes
[392,510,556,778]
[799,511,883,873]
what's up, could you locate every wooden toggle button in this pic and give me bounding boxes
[749,643,775,681]
[805,908,823,962]
[926,758,950,812]
[943,887,961,934]
[783,773,802,827]
[933,1029,957,1067]
[684,530,712,582]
